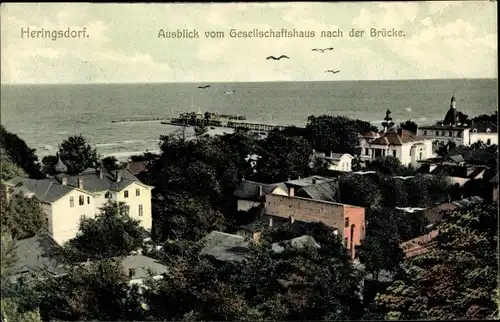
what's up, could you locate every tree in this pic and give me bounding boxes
[405,174,452,207]
[306,115,377,155]
[34,259,144,321]
[1,193,46,240]
[378,176,409,207]
[101,156,121,172]
[371,202,498,320]
[338,174,382,210]
[0,125,44,179]
[367,156,411,176]
[40,155,58,176]
[471,111,498,125]
[0,148,26,180]
[194,124,208,137]
[1,297,42,322]
[254,130,313,183]
[58,135,99,175]
[399,120,418,134]
[62,201,145,261]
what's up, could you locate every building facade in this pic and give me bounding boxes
[5,168,154,246]
[469,121,498,146]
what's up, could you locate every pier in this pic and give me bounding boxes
[161,118,298,132]
[111,117,169,123]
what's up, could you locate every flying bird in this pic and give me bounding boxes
[325,70,340,74]
[198,85,210,89]
[266,55,289,60]
[312,47,334,53]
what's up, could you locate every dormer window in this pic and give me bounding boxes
[472,129,478,133]
[486,128,491,133]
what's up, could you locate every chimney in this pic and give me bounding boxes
[116,170,121,183]
[289,215,295,224]
[128,268,136,279]
[258,185,263,197]
[77,177,84,190]
[61,177,68,185]
[96,168,103,179]
[289,187,295,197]
[268,217,273,227]
[397,128,403,136]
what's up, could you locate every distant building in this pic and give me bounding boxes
[233,180,289,212]
[319,152,354,172]
[264,194,365,259]
[469,121,498,146]
[4,168,154,246]
[417,96,471,146]
[431,164,489,186]
[359,110,435,167]
[200,231,253,264]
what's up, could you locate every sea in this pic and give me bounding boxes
[1,79,497,161]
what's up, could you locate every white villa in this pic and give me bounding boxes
[4,167,154,246]
[322,152,354,172]
[359,110,435,167]
[469,121,498,146]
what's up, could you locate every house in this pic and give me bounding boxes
[416,96,471,146]
[120,254,169,287]
[491,173,498,202]
[469,121,498,146]
[284,175,339,202]
[264,194,365,259]
[9,234,67,282]
[420,196,484,226]
[431,164,489,186]
[199,231,253,263]
[5,168,154,246]
[233,180,288,211]
[359,111,435,167]
[315,152,354,172]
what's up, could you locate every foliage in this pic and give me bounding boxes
[461,178,493,201]
[371,202,498,320]
[0,193,46,240]
[152,193,226,242]
[338,174,382,210]
[253,131,314,183]
[435,140,457,157]
[1,297,42,322]
[61,201,145,261]
[0,148,27,180]
[0,125,44,179]
[101,155,121,172]
[471,111,498,125]
[405,174,452,207]
[40,155,58,176]
[367,156,413,176]
[399,120,418,134]
[378,176,409,207]
[58,134,99,175]
[34,259,145,321]
[194,124,208,137]
[0,233,17,289]
[305,115,378,155]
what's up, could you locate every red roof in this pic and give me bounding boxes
[369,129,425,146]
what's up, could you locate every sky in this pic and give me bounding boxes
[0,1,497,84]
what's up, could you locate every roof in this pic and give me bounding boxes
[121,255,169,279]
[368,128,426,146]
[418,124,468,130]
[325,153,352,161]
[431,164,488,179]
[11,234,67,278]
[470,121,498,133]
[285,175,334,187]
[422,196,484,224]
[297,180,339,202]
[54,168,145,193]
[445,154,465,164]
[125,161,152,175]
[452,196,483,208]
[199,231,251,263]
[362,131,381,138]
[6,177,77,203]
[271,235,321,254]
[233,180,288,201]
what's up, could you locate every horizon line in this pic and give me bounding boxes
[1,77,498,86]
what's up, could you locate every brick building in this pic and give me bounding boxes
[264,193,365,258]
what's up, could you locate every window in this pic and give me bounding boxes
[138,204,143,216]
[105,191,112,199]
[472,129,478,133]
[365,148,369,155]
[419,152,423,160]
[423,130,427,135]
[487,139,491,145]
[441,131,445,136]
[435,130,440,136]
[124,190,129,198]
[344,237,348,248]
[80,214,85,221]
[124,205,130,216]
[448,131,452,137]
[70,197,74,208]
[79,195,84,206]
[392,150,396,157]
[486,128,491,133]
[136,188,140,196]
[344,217,349,228]
[87,196,90,204]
